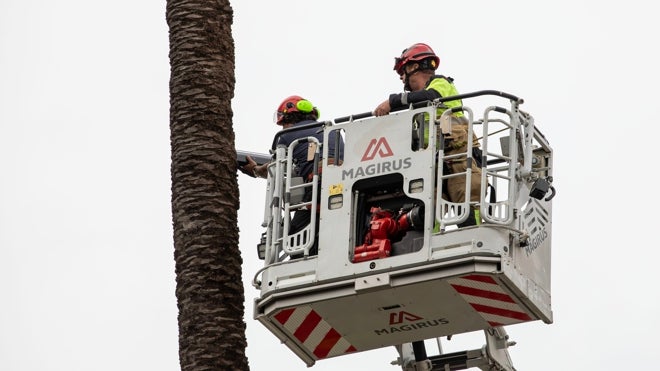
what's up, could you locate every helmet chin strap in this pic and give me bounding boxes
[403,67,419,92]
[404,77,412,92]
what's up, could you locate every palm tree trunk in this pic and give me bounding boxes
[166,0,248,370]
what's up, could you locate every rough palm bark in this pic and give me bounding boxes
[166,0,249,370]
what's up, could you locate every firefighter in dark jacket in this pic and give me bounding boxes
[241,95,343,253]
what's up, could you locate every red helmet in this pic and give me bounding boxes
[273,95,320,125]
[393,43,440,75]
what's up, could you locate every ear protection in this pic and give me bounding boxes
[285,99,313,113]
[295,99,314,113]
[285,99,319,117]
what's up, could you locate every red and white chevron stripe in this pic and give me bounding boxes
[273,306,357,359]
[448,274,532,327]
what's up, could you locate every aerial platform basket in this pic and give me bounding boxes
[248,91,555,368]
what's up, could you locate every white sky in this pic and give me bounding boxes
[1,0,659,370]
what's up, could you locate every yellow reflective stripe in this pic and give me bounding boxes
[427,77,463,117]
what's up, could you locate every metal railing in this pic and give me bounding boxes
[262,137,321,264]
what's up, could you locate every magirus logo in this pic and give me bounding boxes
[373,311,449,336]
[342,137,411,181]
[389,311,422,325]
[361,137,394,161]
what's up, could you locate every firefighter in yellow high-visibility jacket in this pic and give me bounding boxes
[374,42,482,227]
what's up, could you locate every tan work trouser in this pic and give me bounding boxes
[441,116,482,204]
